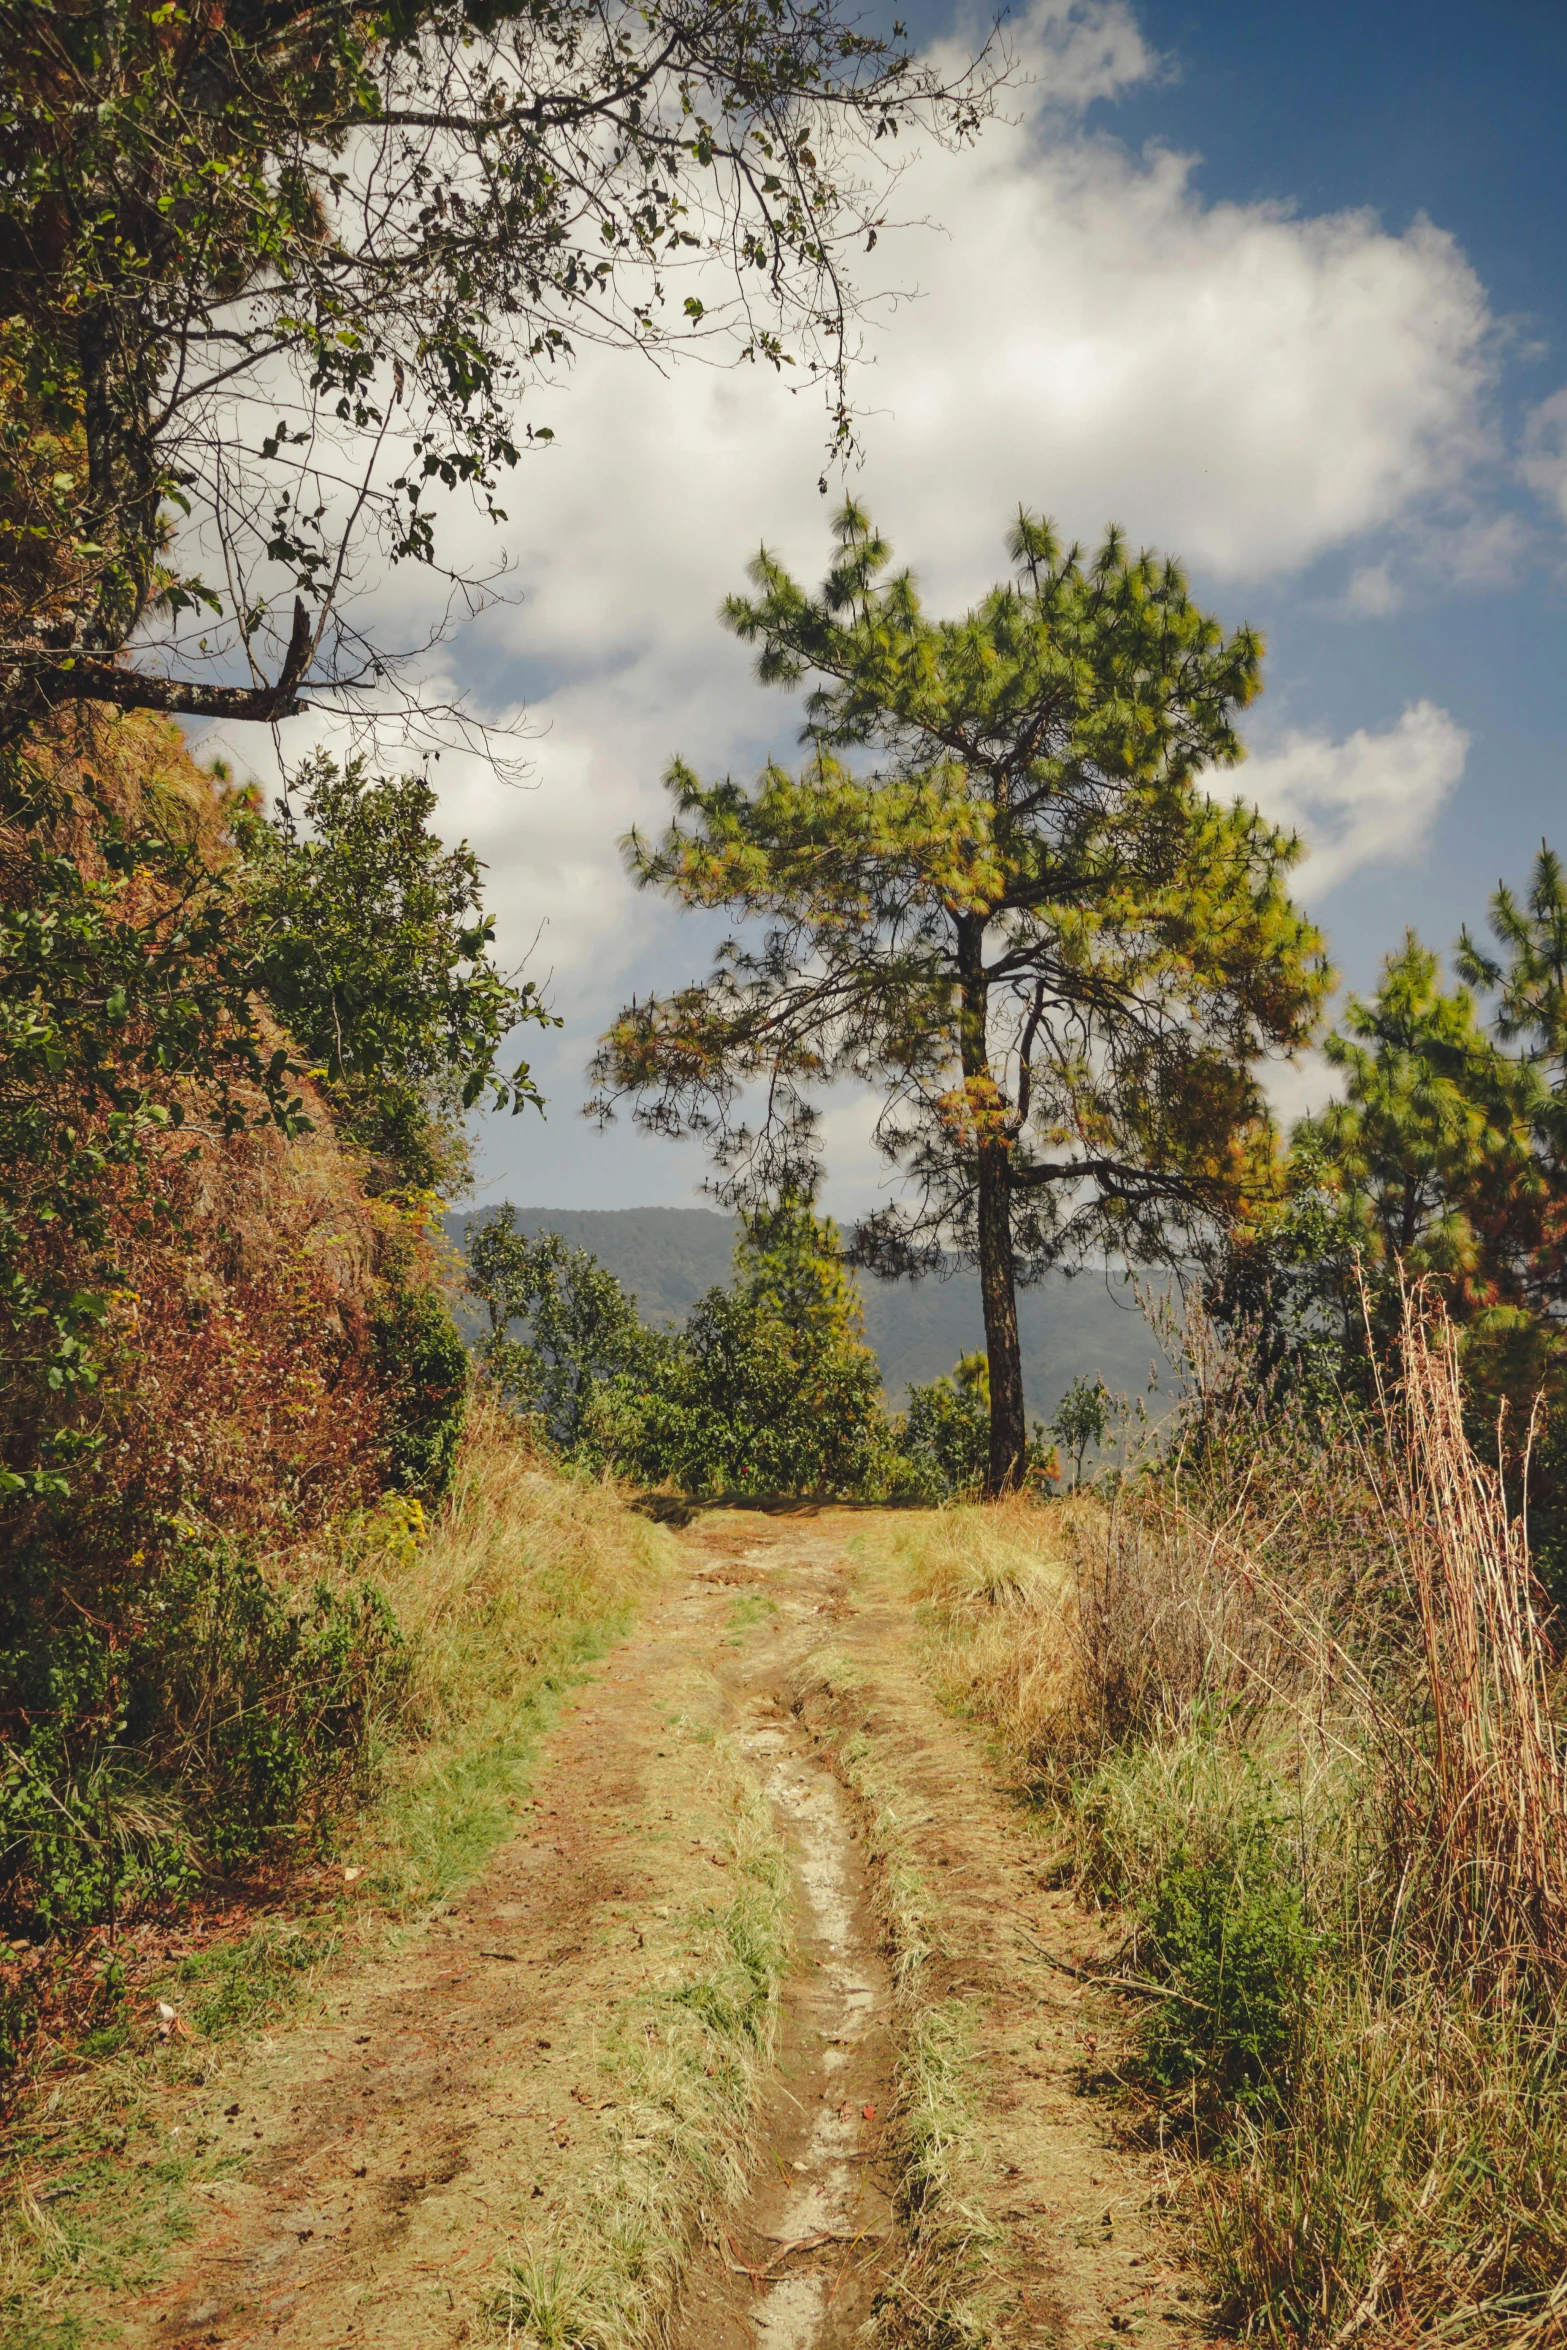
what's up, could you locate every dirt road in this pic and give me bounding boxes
[109,1512,1211,2350]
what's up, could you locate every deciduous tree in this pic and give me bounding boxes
[1,0,990,734]
[466,1211,655,1450]
[236,753,549,1194]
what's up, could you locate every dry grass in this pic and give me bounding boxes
[1369,1288,1567,1990]
[899,1498,1075,1777]
[493,1743,791,2350]
[358,1399,675,1908]
[895,1288,1567,2345]
[899,1488,1312,1798]
[1209,1973,1567,2346]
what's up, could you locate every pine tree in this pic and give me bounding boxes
[1457,844,1567,1308]
[591,505,1329,1491]
[730,1188,866,1347]
[1299,932,1536,1297]
[1459,843,1567,1075]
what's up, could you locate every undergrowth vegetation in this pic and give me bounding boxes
[0,1398,671,2075]
[0,1404,674,2343]
[900,1287,1567,2346]
[0,710,530,1994]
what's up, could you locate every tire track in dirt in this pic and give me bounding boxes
[788,1527,1221,2349]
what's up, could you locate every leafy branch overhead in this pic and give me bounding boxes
[592,502,1330,1488]
[0,0,993,733]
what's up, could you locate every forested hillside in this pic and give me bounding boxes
[447,1205,1168,1419]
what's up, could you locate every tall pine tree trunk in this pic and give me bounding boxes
[976,1137,1026,1493]
[956,914,1026,1494]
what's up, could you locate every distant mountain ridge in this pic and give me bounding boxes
[444,1204,1168,1425]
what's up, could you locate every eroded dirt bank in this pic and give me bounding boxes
[94,1512,1214,2350]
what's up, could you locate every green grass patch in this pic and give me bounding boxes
[366,1606,632,1910]
[725,1591,779,1643]
[0,2082,209,2349]
[361,1419,672,1909]
[170,1922,341,2042]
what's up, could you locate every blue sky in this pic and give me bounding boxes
[1105,0,1567,966]
[240,0,1567,1216]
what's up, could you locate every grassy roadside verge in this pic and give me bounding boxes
[365,1405,674,1907]
[883,1312,1567,2350]
[0,1412,674,2349]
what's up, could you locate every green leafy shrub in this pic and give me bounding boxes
[373,1281,470,1498]
[466,1211,659,1450]
[608,1282,891,1497]
[899,1353,1059,1499]
[901,1354,993,1496]
[469,1190,897,1498]
[1049,1371,1112,1487]
[132,1539,410,1865]
[1137,1816,1311,2129]
[0,1540,409,1929]
[0,1737,193,1933]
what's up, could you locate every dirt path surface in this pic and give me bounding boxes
[670,1557,895,2350]
[790,1533,1215,2348]
[110,1512,1212,2350]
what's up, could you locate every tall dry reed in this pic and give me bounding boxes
[1372,1281,1567,1990]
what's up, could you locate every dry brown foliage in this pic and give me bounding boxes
[85,1102,388,1551]
[4,713,392,1565]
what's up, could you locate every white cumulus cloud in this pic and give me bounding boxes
[377,9,1498,1002]
[1522,386,1567,527]
[988,0,1159,109]
[1235,701,1469,899]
